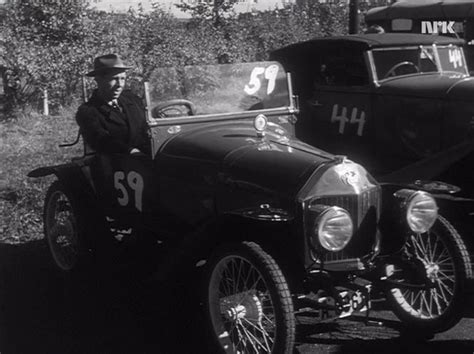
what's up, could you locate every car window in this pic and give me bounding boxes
[372,47,438,80]
[314,47,369,87]
[437,46,468,74]
[371,45,468,80]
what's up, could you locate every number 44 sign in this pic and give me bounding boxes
[331,104,366,137]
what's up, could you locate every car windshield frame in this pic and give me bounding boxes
[142,61,297,127]
[368,44,469,83]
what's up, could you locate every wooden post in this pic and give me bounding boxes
[143,81,155,126]
[349,0,360,34]
[82,76,88,103]
[43,88,49,116]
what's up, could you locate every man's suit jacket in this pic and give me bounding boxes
[76,90,151,155]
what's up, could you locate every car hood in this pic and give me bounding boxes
[159,121,337,197]
[377,74,474,99]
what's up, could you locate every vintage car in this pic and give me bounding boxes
[28,61,472,353]
[365,0,474,73]
[271,33,474,253]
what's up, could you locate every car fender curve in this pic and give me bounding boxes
[28,162,95,197]
[28,166,59,178]
[224,206,293,222]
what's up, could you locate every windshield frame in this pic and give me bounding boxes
[142,61,298,127]
[368,44,469,84]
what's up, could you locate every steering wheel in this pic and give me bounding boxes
[383,61,419,79]
[151,99,197,118]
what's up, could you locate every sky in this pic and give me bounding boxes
[89,0,294,18]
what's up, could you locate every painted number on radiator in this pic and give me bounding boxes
[331,104,366,136]
[113,171,144,211]
[244,65,279,96]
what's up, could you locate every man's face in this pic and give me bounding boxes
[95,71,126,101]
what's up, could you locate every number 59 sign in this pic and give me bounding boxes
[244,65,279,96]
[114,171,144,212]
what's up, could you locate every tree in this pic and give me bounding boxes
[1,0,91,113]
[175,0,238,27]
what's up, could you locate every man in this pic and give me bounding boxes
[76,54,151,155]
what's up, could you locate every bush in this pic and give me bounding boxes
[0,1,351,117]
[0,1,352,242]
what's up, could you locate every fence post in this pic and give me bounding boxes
[349,0,360,34]
[43,88,49,116]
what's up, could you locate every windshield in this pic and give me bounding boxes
[145,61,290,118]
[371,45,468,80]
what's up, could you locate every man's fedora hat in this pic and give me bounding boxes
[86,54,132,77]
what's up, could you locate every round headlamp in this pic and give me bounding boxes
[405,191,438,233]
[314,207,353,251]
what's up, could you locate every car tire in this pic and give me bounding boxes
[204,241,295,354]
[43,180,93,273]
[386,215,473,333]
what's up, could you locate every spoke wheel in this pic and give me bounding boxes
[206,242,295,354]
[386,215,472,333]
[44,181,90,272]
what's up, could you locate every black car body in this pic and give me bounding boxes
[365,0,474,72]
[29,61,472,353]
[272,33,474,258]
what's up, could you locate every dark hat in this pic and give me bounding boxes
[86,54,132,77]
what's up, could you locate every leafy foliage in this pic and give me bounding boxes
[0,0,352,117]
[0,1,362,241]
[175,0,239,26]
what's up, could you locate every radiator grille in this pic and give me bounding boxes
[314,187,380,262]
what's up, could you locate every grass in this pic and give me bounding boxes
[0,108,82,243]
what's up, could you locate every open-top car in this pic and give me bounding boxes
[29,61,472,353]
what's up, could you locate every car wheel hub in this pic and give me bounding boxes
[45,189,79,271]
[425,263,440,282]
[223,293,263,323]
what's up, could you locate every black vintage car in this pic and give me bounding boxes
[365,0,474,73]
[29,62,472,353]
[272,33,474,265]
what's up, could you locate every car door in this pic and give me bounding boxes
[297,47,375,170]
[90,153,155,224]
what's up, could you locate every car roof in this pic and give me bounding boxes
[366,0,474,21]
[272,34,464,58]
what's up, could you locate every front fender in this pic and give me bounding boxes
[28,160,95,198]
[379,182,474,254]
[28,163,75,178]
[225,205,294,222]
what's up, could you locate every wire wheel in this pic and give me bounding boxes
[387,215,472,333]
[206,242,295,354]
[44,181,80,271]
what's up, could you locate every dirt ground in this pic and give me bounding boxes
[0,240,473,354]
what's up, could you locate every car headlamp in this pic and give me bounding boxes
[395,189,438,233]
[313,206,353,251]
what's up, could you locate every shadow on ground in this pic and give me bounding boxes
[1,240,474,354]
[0,240,206,354]
[296,303,474,354]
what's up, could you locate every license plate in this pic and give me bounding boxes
[338,290,369,318]
[315,289,370,321]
